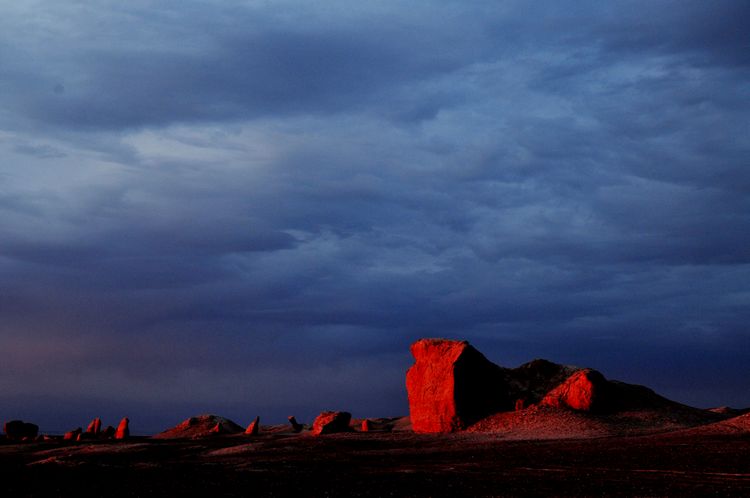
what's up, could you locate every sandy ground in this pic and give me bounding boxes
[2,428,750,497]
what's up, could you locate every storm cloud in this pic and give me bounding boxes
[1,1,749,433]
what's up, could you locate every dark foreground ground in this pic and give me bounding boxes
[2,431,750,497]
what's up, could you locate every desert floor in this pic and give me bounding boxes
[2,430,750,497]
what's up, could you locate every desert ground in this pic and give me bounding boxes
[2,421,750,497]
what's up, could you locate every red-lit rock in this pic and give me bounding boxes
[361,419,372,432]
[541,369,609,412]
[245,416,260,435]
[115,418,130,440]
[64,428,82,441]
[155,415,244,439]
[86,418,102,435]
[3,420,39,440]
[312,411,352,435]
[406,339,510,433]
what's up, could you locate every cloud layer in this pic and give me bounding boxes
[1,1,749,432]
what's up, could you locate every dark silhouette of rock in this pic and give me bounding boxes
[312,411,352,435]
[245,416,260,435]
[3,420,39,441]
[115,418,130,440]
[64,428,82,441]
[154,415,243,439]
[86,418,102,435]
[101,426,116,439]
[288,416,304,433]
[515,399,526,411]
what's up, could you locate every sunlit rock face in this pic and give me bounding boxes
[541,369,610,412]
[406,339,510,433]
[115,417,130,440]
[245,416,260,435]
[312,411,352,435]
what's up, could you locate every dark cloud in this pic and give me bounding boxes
[0,1,748,432]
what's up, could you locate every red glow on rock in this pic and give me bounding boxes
[115,417,130,440]
[312,411,352,435]
[541,369,608,412]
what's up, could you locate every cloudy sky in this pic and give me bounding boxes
[1,1,748,433]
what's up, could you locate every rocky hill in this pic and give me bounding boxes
[406,338,722,433]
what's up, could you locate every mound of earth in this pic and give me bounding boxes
[154,415,244,439]
[466,405,612,439]
[670,411,750,436]
[406,338,724,433]
[468,403,725,439]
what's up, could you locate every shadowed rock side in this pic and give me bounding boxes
[406,338,721,433]
[3,420,39,441]
[312,411,352,435]
[154,415,244,439]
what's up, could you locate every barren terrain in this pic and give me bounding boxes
[2,425,750,497]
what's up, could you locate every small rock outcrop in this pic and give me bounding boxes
[541,369,610,412]
[101,426,116,439]
[3,420,39,441]
[312,411,352,435]
[86,418,102,435]
[154,415,243,439]
[288,416,304,433]
[245,416,260,436]
[64,428,82,441]
[361,419,372,432]
[115,418,130,440]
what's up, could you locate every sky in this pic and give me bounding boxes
[1,0,749,434]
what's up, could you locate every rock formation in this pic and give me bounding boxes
[288,416,304,433]
[64,428,82,441]
[361,419,372,432]
[245,416,260,436]
[115,418,130,440]
[312,411,352,435]
[101,426,116,439]
[541,369,610,412]
[406,338,700,433]
[154,415,243,439]
[406,339,510,432]
[86,417,102,435]
[3,420,39,441]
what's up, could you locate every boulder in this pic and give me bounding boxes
[115,418,130,440]
[312,411,352,435]
[361,419,372,432]
[288,416,304,433]
[541,369,610,412]
[64,428,82,441]
[3,420,39,441]
[101,426,116,439]
[406,339,510,432]
[245,416,260,436]
[86,417,102,435]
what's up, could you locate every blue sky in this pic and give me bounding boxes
[1,1,749,433]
